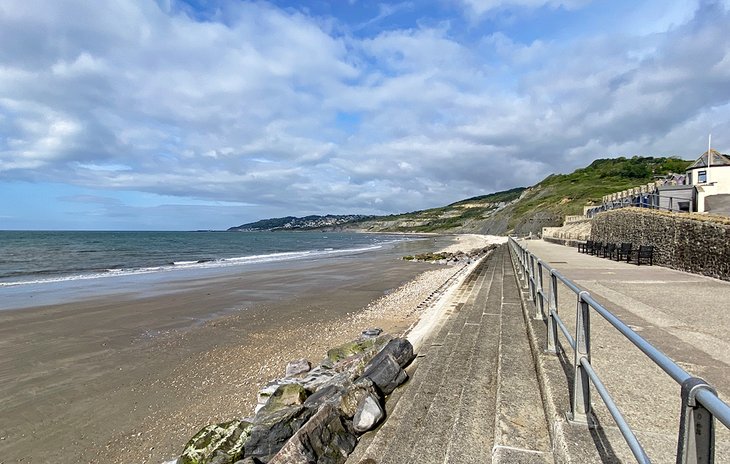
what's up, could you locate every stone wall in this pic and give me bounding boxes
[590,208,730,281]
[542,219,592,243]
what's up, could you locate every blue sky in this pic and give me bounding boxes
[1,0,729,230]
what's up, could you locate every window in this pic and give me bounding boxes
[698,170,707,183]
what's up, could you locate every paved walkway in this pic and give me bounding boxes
[347,245,553,464]
[346,241,729,463]
[519,239,730,463]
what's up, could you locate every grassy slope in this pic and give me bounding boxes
[352,156,691,235]
[351,187,526,233]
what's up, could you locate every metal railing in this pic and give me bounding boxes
[586,192,693,218]
[508,237,730,464]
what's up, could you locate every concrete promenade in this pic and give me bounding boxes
[347,245,553,463]
[520,239,730,463]
[346,240,729,463]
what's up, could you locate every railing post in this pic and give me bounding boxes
[676,378,716,464]
[569,290,594,426]
[528,255,536,301]
[520,249,529,290]
[536,262,545,320]
[513,241,523,280]
[546,271,558,354]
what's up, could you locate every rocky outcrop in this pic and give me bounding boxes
[402,244,497,265]
[174,330,414,464]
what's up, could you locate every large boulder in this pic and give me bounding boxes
[267,403,358,464]
[324,334,392,367]
[244,405,315,462]
[177,419,252,464]
[370,338,415,368]
[258,383,309,414]
[352,393,384,433]
[285,359,311,377]
[357,352,408,396]
[337,378,378,418]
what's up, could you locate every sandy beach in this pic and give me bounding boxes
[0,234,501,463]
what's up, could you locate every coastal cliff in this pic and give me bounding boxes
[231,156,691,236]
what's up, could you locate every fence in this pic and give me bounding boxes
[508,237,730,463]
[587,191,694,218]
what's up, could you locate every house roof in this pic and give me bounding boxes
[687,149,730,169]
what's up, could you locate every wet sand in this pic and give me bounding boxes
[0,236,465,463]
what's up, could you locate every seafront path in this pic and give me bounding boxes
[346,240,730,463]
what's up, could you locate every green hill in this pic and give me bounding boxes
[348,156,691,235]
[229,156,692,235]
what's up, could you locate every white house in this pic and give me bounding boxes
[685,149,730,213]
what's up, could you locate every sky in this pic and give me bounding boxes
[1,0,729,230]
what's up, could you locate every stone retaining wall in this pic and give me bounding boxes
[541,219,592,242]
[542,236,584,248]
[590,208,730,280]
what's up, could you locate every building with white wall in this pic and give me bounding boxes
[686,149,730,213]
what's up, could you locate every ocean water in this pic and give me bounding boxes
[0,230,414,287]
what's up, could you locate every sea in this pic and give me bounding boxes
[0,230,417,288]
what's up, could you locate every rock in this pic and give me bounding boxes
[337,378,378,418]
[209,451,235,464]
[369,338,415,368]
[357,353,407,395]
[178,332,411,464]
[304,384,345,410]
[257,368,355,414]
[255,379,300,413]
[245,405,315,462]
[304,369,352,393]
[285,358,311,377]
[268,403,358,464]
[177,419,252,464]
[324,334,391,366]
[361,328,382,339]
[330,354,370,377]
[259,383,309,414]
[352,393,384,433]
[233,458,262,464]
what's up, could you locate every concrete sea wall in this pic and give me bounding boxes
[590,208,730,280]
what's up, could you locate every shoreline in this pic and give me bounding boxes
[0,234,503,463]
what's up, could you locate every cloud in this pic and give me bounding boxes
[355,2,415,30]
[1,0,729,228]
[458,0,589,18]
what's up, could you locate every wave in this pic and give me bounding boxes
[0,244,384,287]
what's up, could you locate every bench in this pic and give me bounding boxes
[635,245,654,266]
[578,240,593,253]
[590,241,603,256]
[602,243,616,259]
[615,242,632,262]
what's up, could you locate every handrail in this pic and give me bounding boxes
[508,237,730,464]
[587,191,693,217]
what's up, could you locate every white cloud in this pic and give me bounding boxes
[1,0,729,225]
[458,0,589,17]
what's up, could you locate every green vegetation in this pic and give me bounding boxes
[505,156,691,230]
[366,187,527,233]
[448,187,527,207]
[352,155,690,235]
[231,156,692,236]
